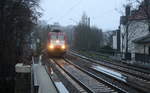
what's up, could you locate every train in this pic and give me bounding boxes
[47,29,68,56]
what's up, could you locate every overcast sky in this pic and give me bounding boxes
[39,0,126,31]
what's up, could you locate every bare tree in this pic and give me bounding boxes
[0,0,40,92]
[74,23,104,51]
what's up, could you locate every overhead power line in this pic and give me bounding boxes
[58,0,83,21]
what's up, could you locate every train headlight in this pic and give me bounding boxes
[61,45,66,50]
[56,40,60,43]
[49,44,54,49]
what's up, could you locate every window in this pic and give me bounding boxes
[51,35,57,40]
[58,35,64,40]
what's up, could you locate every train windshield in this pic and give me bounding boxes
[50,34,64,40]
[58,35,64,40]
[51,35,57,40]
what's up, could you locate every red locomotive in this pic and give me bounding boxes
[47,29,68,56]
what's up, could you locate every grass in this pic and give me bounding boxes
[77,50,150,70]
[77,50,113,62]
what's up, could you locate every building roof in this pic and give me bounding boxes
[128,1,150,21]
[133,34,150,44]
[128,8,147,20]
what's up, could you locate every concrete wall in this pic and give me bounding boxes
[120,24,126,53]
[120,20,150,60]
[113,35,117,49]
[128,20,149,54]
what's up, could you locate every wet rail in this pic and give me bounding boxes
[71,50,150,77]
[67,51,150,93]
[44,65,69,93]
[50,58,122,93]
[69,50,150,81]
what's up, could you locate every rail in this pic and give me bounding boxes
[68,51,150,93]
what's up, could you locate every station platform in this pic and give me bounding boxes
[15,63,31,93]
[15,56,58,93]
[32,63,58,93]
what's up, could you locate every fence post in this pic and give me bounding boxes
[34,86,39,93]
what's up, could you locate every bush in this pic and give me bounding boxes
[101,45,113,50]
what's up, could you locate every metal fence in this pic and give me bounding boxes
[135,53,150,63]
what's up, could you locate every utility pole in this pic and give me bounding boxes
[144,0,150,32]
[126,23,129,53]
[125,5,131,58]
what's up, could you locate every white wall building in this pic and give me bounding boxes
[113,35,117,50]
[112,30,120,51]
[120,4,150,62]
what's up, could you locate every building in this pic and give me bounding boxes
[103,31,114,47]
[120,2,150,62]
[112,29,120,51]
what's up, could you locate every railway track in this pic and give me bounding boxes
[44,64,70,93]
[88,51,150,72]
[69,51,150,82]
[49,58,125,93]
[68,50,150,81]
[71,50,150,75]
[67,51,150,93]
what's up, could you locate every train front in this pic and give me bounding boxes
[47,31,67,56]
